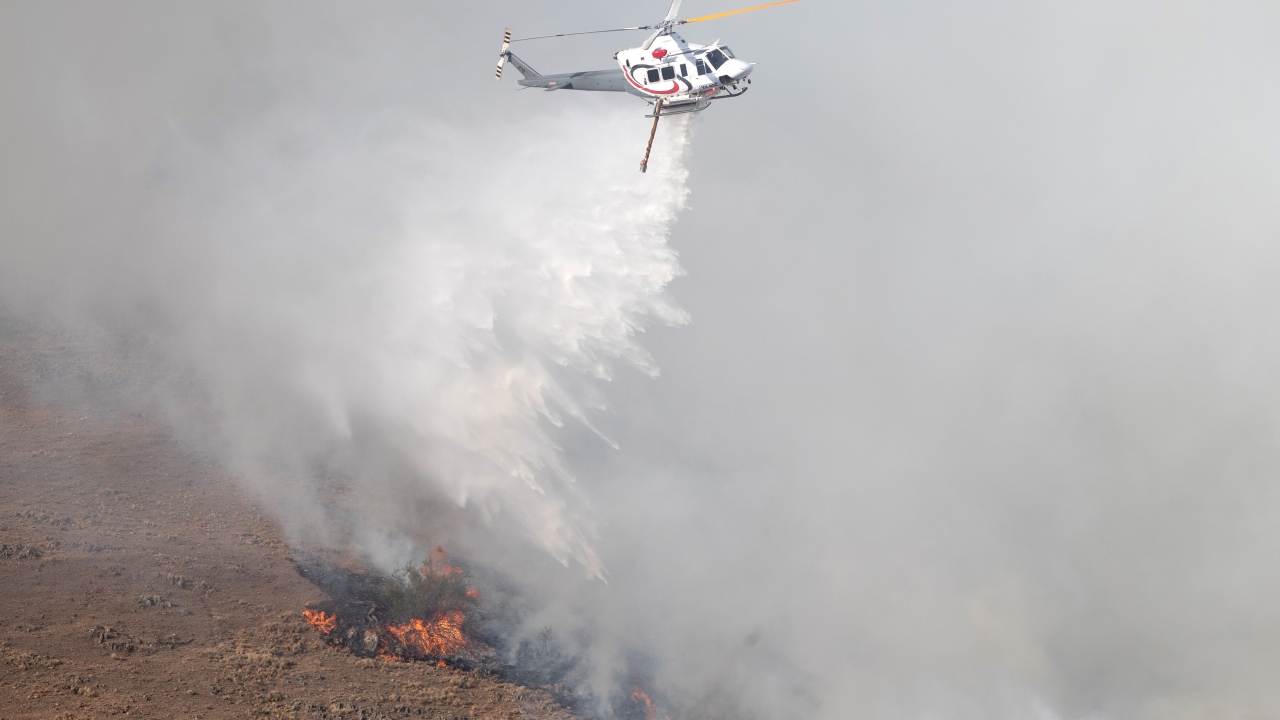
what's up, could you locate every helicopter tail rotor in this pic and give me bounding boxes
[495,28,511,81]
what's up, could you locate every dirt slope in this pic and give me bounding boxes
[0,315,576,720]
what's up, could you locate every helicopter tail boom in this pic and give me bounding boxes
[502,51,541,81]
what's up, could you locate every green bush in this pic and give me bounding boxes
[381,549,477,623]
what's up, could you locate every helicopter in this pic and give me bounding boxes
[494,0,802,172]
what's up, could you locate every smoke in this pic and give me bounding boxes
[2,12,694,576]
[151,105,692,580]
[1,0,698,698]
[7,1,1280,719]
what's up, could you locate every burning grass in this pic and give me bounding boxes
[630,688,670,720]
[303,547,486,664]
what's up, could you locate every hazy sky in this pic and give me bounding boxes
[5,2,1280,718]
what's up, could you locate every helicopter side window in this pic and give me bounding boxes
[680,64,688,77]
[695,59,709,75]
[647,69,660,83]
[705,49,727,69]
[661,65,675,80]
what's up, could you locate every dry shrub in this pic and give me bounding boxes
[5,650,64,669]
[381,547,477,624]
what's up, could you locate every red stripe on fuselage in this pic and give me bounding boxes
[623,68,682,95]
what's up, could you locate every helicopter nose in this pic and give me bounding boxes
[727,60,752,81]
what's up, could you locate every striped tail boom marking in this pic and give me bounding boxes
[495,28,512,80]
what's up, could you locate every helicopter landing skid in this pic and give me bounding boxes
[645,95,712,118]
[714,84,749,99]
[645,104,703,118]
[643,85,746,117]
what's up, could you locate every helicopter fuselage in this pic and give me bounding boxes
[506,31,752,113]
[495,0,798,170]
[615,32,752,102]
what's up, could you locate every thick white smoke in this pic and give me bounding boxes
[158,107,693,578]
[1,2,702,705]
[9,2,1280,719]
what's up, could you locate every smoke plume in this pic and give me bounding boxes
[7,2,1280,719]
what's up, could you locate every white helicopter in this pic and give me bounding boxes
[494,0,801,172]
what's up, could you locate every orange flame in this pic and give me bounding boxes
[630,688,670,720]
[385,611,471,658]
[302,547,482,663]
[302,608,337,635]
[425,545,463,577]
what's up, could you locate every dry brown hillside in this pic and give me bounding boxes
[0,312,576,720]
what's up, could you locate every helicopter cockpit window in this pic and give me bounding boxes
[721,46,736,59]
[695,59,709,75]
[705,49,727,69]
[661,65,675,80]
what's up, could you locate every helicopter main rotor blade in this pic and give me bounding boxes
[679,0,802,24]
[510,26,650,42]
[663,0,684,23]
